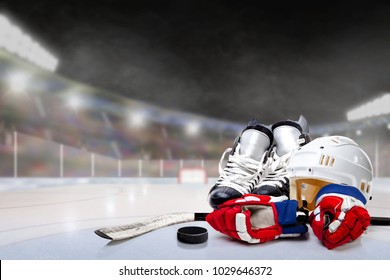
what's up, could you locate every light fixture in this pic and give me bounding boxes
[347,93,390,121]
[186,121,200,136]
[65,92,86,111]
[7,70,30,94]
[0,13,59,71]
[127,110,146,128]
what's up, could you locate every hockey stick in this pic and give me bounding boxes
[370,216,390,226]
[95,212,208,241]
[95,213,390,241]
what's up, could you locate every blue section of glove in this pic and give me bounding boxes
[281,224,308,235]
[275,200,298,225]
[316,184,367,205]
[275,200,308,235]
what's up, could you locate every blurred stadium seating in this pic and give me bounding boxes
[0,48,240,177]
[1,46,389,178]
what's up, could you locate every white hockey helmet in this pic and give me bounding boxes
[287,135,373,210]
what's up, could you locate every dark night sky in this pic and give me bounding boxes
[1,0,390,126]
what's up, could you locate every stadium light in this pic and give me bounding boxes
[0,14,58,72]
[127,110,146,128]
[66,92,86,111]
[7,70,30,94]
[186,121,201,136]
[0,15,12,48]
[347,93,390,121]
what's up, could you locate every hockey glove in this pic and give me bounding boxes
[206,194,308,244]
[309,184,371,250]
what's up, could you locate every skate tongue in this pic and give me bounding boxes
[239,129,271,161]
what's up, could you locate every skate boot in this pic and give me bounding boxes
[208,119,273,209]
[252,115,310,197]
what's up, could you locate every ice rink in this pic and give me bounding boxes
[0,177,389,260]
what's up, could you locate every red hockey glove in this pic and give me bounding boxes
[206,194,308,244]
[309,184,371,250]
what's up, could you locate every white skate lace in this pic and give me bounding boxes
[216,143,268,194]
[257,138,306,188]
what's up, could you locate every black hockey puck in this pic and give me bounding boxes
[177,226,208,244]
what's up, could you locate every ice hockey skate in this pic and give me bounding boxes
[208,119,273,209]
[252,115,310,197]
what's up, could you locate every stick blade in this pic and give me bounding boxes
[94,212,197,241]
[94,229,114,240]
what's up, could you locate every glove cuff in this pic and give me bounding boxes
[275,200,308,236]
[316,184,367,205]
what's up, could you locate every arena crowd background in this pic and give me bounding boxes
[0,1,389,179]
